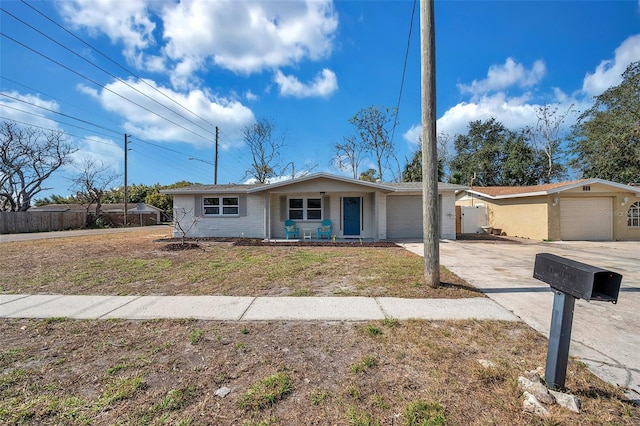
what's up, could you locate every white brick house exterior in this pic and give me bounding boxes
[162,173,466,241]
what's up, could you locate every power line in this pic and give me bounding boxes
[0,75,124,128]
[0,92,121,136]
[0,103,119,140]
[19,0,220,132]
[390,0,417,145]
[2,3,249,183]
[0,115,122,149]
[0,32,213,143]
[1,6,217,138]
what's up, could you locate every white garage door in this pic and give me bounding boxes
[560,197,612,240]
[387,195,441,239]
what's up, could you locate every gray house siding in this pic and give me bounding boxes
[172,194,265,238]
[164,173,465,241]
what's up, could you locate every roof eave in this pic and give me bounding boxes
[247,172,397,193]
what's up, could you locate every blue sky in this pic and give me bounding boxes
[1,0,639,199]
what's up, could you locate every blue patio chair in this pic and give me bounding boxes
[316,219,332,239]
[284,219,299,239]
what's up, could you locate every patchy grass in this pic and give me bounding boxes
[0,228,479,298]
[237,371,293,411]
[0,319,637,425]
[0,229,637,424]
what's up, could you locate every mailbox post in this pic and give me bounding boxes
[533,253,622,389]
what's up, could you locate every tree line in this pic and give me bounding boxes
[1,61,638,214]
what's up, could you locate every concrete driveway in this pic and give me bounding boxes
[403,238,640,403]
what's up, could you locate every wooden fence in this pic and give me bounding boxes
[0,211,87,234]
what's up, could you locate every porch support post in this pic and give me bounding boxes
[264,193,270,240]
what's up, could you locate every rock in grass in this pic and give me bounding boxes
[522,391,550,417]
[215,387,231,398]
[549,389,581,413]
[518,376,556,405]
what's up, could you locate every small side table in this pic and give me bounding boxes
[303,229,312,240]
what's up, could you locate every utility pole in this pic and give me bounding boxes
[214,126,219,184]
[123,134,129,226]
[421,0,440,288]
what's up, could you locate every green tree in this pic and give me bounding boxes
[402,133,450,182]
[570,61,640,183]
[348,106,397,181]
[402,149,444,182]
[501,132,545,186]
[449,118,545,186]
[145,181,195,214]
[359,168,378,182]
[34,194,76,206]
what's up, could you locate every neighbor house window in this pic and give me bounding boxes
[288,197,322,220]
[204,197,239,216]
[628,202,640,227]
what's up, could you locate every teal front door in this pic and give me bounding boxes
[343,197,361,236]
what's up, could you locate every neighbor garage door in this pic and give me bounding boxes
[560,197,612,240]
[387,195,441,239]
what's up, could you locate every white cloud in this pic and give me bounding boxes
[59,0,156,68]
[403,93,580,152]
[245,90,258,101]
[59,0,339,89]
[457,58,546,97]
[79,79,255,148]
[582,34,640,96]
[70,137,123,174]
[161,0,338,79]
[406,33,640,148]
[274,68,338,98]
[0,91,62,130]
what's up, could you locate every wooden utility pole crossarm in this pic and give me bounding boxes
[420,0,440,288]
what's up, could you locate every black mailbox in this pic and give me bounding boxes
[533,253,621,303]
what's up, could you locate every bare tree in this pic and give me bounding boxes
[348,106,397,181]
[532,103,574,183]
[172,207,199,245]
[243,118,284,183]
[0,121,76,211]
[70,157,120,220]
[333,136,364,179]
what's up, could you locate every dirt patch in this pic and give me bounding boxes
[456,233,520,242]
[161,242,202,251]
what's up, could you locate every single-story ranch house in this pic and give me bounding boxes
[162,172,468,241]
[456,178,640,241]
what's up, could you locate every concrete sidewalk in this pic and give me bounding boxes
[0,294,519,322]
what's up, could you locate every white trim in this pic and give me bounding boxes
[467,178,640,200]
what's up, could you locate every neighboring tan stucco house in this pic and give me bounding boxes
[161,172,467,241]
[456,178,640,241]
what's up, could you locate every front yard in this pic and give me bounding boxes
[1,228,637,425]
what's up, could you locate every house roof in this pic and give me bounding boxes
[160,172,468,195]
[466,178,640,199]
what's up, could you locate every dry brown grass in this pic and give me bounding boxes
[0,228,478,298]
[1,318,637,425]
[1,228,637,425]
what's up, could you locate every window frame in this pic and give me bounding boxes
[288,197,323,221]
[628,201,640,228]
[203,196,239,217]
